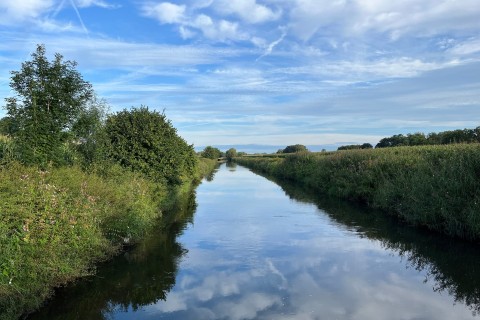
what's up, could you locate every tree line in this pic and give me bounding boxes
[375,129,480,148]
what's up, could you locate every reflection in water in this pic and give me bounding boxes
[29,164,480,319]
[266,172,480,316]
[226,162,237,172]
[28,190,198,320]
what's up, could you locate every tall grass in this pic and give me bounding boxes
[0,158,217,320]
[236,144,480,240]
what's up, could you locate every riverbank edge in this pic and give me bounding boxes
[235,144,480,241]
[0,158,218,320]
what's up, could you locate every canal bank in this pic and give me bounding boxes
[28,163,480,319]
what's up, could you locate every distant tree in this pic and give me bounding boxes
[361,143,373,149]
[3,44,94,165]
[375,134,409,148]
[377,127,480,148]
[104,106,197,185]
[237,152,247,157]
[338,143,372,151]
[201,146,222,159]
[406,133,428,146]
[283,144,308,153]
[225,148,237,161]
[276,149,283,154]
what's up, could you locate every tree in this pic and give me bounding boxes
[201,146,222,159]
[70,95,109,166]
[103,107,197,185]
[3,44,94,165]
[225,148,237,161]
[283,144,308,153]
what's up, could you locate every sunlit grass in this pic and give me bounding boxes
[0,157,217,319]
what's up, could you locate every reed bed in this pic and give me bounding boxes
[236,144,480,241]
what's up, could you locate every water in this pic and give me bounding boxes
[28,163,480,319]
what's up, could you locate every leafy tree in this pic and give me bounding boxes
[361,143,373,149]
[3,44,94,165]
[70,95,109,166]
[201,146,222,159]
[225,148,237,161]
[103,106,197,185]
[283,144,308,153]
[375,134,408,148]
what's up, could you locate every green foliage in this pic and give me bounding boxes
[70,95,109,166]
[3,44,94,166]
[0,163,165,319]
[225,148,237,161]
[283,144,308,153]
[103,106,197,185]
[201,146,222,159]
[338,143,373,150]
[236,144,480,241]
[0,117,15,136]
[376,127,480,148]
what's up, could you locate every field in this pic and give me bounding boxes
[236,144,480,240]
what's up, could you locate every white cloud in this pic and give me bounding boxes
[449,38,480,56]
[74,0,117,9]
[289,0,480,41]
[214,0,281,24]
[194,16,246,41]
[0,0,54,24]
[142,2,186,24]
[141,3,248,42]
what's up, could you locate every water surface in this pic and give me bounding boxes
[29,163,480,319]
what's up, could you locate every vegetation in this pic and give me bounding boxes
[225,148,237,161]
[338,143,373,150]
[103,107,197,185]
[0,45,218,320]
[236,144,480,241]
[376,127,480,148]
[201,146,222,159]
[4,44,98,166]
[280,144,308,153]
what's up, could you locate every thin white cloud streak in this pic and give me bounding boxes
[68,0,89,36]
[288,0,480,41]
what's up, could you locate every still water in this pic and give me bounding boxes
[29,163,480,319]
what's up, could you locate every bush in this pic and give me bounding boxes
[103,107,197,185]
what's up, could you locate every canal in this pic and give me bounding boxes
[29,163,480,319]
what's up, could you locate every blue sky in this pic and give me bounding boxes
[1,0,479,151]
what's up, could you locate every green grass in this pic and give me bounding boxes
[0,158,217,320]
[236,144,480,240]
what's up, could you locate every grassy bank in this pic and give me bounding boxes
[236,144,480,241]
[0,158,217,320]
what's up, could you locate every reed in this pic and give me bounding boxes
[236,144,480,240]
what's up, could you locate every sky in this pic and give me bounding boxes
[0,0,479,152]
